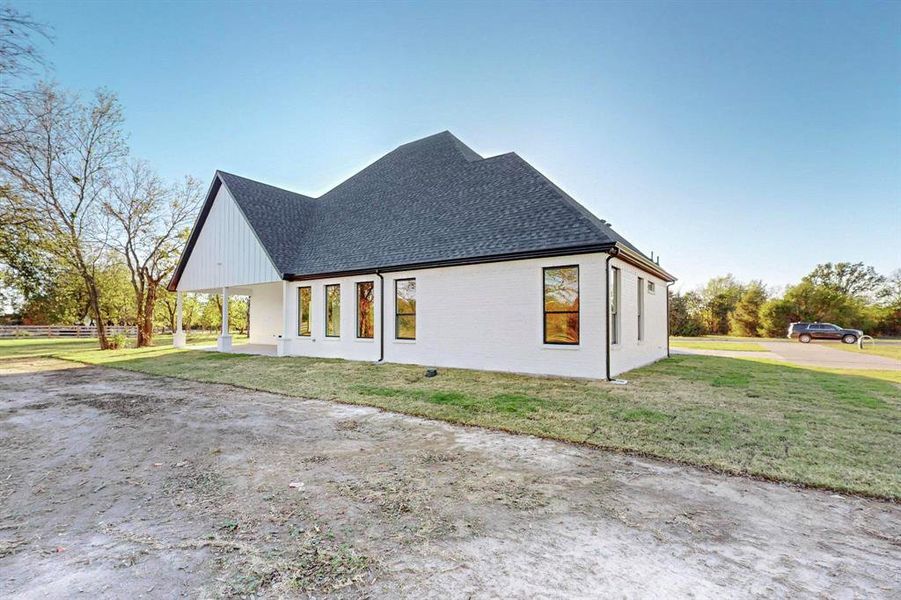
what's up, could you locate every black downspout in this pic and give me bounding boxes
[666,281,675,358]
[604,247,619,381]
[375,270,385,362]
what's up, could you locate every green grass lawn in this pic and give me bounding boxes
[3,339,897,499]
[830,342,901,362]
[670,339,768,352]
[0,333,241,358]
[672,335,788,343]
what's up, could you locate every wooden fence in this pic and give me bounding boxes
[0,325,138,338]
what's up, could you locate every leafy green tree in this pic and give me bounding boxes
[758,296,796,338]
[871,269,901,336]
[229,296,249,335]
[669,290,705,336]
[0,83,128,348]
[757,280,870,337]
[728,281,768,336]
[698,275,744,335]
[804,262,886,300]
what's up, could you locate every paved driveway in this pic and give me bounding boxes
[675,341,901,371]
[760,341,901,370]
[1,358,899,598]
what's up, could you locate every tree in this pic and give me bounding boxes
[0,83,128,348]
[757,280,870,337]
[728,281,768,336]
[758,297,797,338]
[804,262,886,300]
[0,185,48,313]
[698,275,744,335]
[103,161,201,346]
[872,269,901,336]
[669,290,705,336]
[0,6,52,143]
[229,296,249,335]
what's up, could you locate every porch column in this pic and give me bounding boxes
[173,291,186,349]
[218,287,232,351]
[276,280,291,357]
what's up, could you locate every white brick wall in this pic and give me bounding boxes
[247,282,282,344]
[246,252,668,379]
[608,256,669,375]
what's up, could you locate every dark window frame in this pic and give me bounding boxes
[611,266,621,345]
[637,276,644,341]
[542,265,580,346]
[394,278,417,340]
[324,283,340,338]
[297,286,311,337]
[356,281,375,339]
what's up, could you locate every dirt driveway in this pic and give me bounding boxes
[1,358,899,599]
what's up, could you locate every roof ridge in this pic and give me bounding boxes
[217,170,315,201]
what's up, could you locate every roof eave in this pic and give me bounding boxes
[612,244,677,282]
[283,243,618,281]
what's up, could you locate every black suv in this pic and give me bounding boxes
[787,322,863,344]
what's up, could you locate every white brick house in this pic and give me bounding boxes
[168,132,674,379]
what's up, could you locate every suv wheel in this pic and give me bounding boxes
[799,333,812,343]
[842,334,857,345]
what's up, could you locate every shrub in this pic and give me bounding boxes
[108,333,129,349]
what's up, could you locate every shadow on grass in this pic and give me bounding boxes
[10,346,901,499]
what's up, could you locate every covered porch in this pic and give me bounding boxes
[173,281,290,356]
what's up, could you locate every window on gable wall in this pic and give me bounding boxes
[325,284,340,337]
[357,281,374,339]
[297,287,311,336]
[543,266,579,344]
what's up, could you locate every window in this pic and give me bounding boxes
[647,281,656,294]
[297,287,311,336]
[611,267,621,345]
[325,284,340,337]
[543,266,579,344]
[395,278,416,339]
[356,281,374,339]
[637,277,644,341]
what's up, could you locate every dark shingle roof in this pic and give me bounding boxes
[172,131,670,289]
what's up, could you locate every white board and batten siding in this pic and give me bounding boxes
[176,184,280,292]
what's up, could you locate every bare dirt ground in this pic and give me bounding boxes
[1,358,899,599]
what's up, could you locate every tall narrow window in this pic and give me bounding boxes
[543,266,579,344]
[637,277,644,341]
[395,278,416,340]
[611,267,621,345]
[325,284,340,337]
[356,281,374,339]
[297,286,311,337]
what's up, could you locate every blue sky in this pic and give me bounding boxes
[23,0,901,290]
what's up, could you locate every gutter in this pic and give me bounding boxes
[604,247,620,381]
[666,281,676,358]
[375,270,385,362]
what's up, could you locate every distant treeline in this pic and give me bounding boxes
[670,262,900,337]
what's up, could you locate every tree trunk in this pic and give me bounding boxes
[84,276,109,349]
[140,283,158,347]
